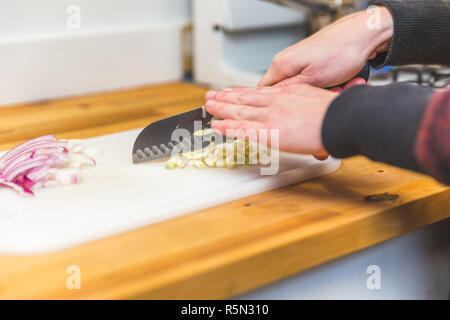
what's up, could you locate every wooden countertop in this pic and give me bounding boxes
[0,82,448,299]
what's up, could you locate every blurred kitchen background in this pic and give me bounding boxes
[0,0,448,107]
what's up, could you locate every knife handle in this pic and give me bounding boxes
[354,62,371,82]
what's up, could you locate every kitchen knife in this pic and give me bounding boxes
[132,63,370,164]
[132,106,221,164]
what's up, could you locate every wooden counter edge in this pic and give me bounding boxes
[110,190,450,299]
[0,82,448,299]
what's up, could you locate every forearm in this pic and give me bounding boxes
[322,84,450,185]
[370,0,450,67]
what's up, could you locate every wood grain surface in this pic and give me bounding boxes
[0,82,448,299]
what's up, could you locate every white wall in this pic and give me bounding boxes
[0,0,190,106]
[0,0,190,38]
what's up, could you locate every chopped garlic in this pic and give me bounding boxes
[165,157,177,170]
[187,160,203,168]
[83,147,100,158]
[72,145,83,153]
[193,128,215,137]
[204,157,216,167]
[215,161,225,168]
[55,168,79,185]
[165,138,270,170]
[192,151,204,160]
[176,158,185,168]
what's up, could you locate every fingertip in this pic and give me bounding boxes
[352,77,367,84]
[210,120,226,135]
[204,101,215,114]
[210,120,221,128]
[205,99,216,107]
[349,77,367,85]
[313,153,329,161]
[205,90,217,100]
[341,78,368,90]
[330,87,343,93]
[214,91,225,101]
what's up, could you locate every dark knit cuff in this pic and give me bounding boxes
[322,83,434,172]
[369,0,450,68]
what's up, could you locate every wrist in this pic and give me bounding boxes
[355,6,394,59]
[373,6,394,56]
[318,91,339,155]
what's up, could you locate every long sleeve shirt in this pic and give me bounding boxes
[322,0,450,185]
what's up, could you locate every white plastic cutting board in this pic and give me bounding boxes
[0,129,340,255]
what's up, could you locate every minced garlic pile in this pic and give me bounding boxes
[165,137,269,170]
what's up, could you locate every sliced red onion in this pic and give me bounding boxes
[55,168,80,185]
[5,159,57,182]
[3,153,65,177]
[33,146,69,156]
[1,149,67,177]
[67,153,96,166]
[43,180,59,188]
[0,178,34,196]
[0,135,56,167]
[26,165,51,182]
[16,175,36,190]
[1,151,34,174]
[0,136,96,196]
[0,140,68,170]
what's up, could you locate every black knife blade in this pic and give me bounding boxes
[132,107,219,164]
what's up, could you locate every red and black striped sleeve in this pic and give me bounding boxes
[322,84,449,185]
[415,90,450,184]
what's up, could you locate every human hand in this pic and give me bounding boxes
[204,85,336,159]
[259,7,393,88]
[204,79,366,160]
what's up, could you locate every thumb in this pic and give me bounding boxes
[273,73,311,88]
[259,51,306,86]
[258,64,283,87]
